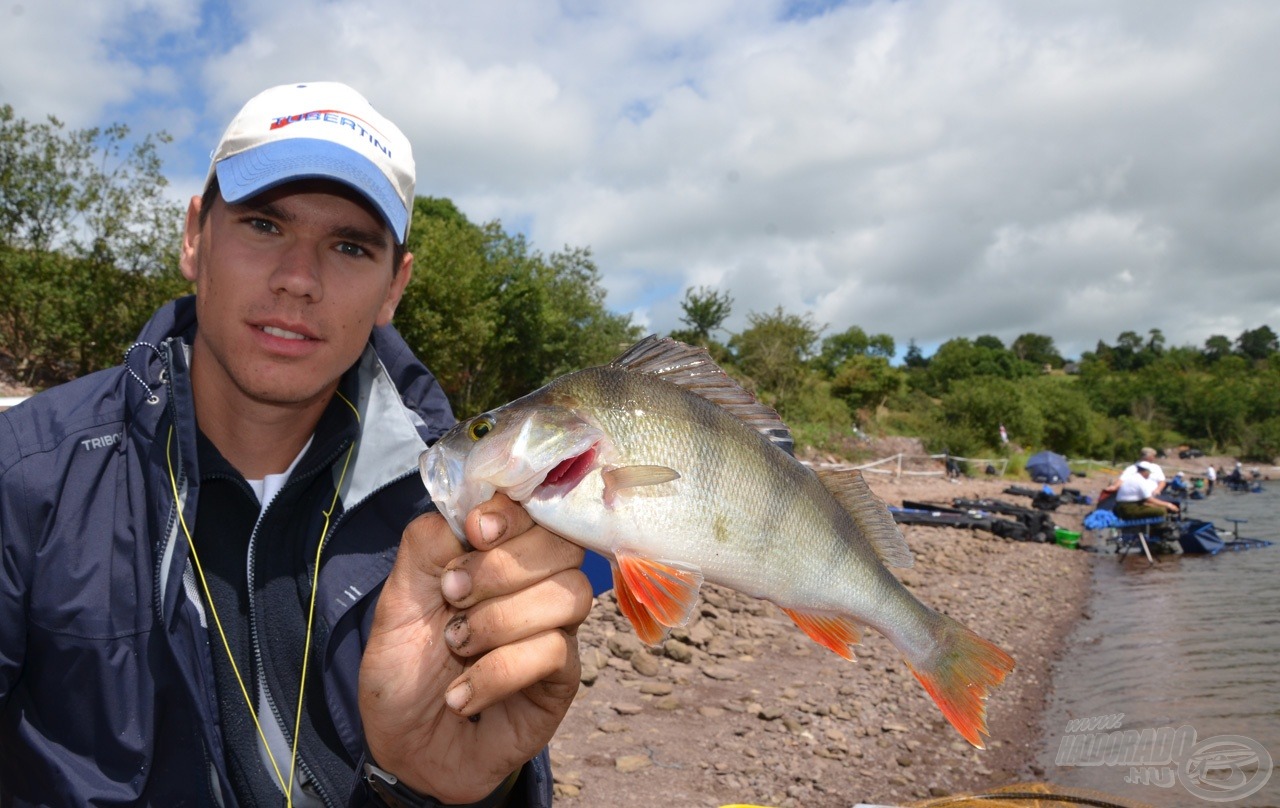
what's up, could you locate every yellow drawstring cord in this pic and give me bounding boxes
[166,389,360,806]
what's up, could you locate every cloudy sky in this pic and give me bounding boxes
[3,0,1278,360]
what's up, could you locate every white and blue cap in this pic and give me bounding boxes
[205,82,415,243]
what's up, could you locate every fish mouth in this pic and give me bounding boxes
[535,444,599,499]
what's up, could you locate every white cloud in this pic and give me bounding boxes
[5,0,1280,360]
[0,0,197,124]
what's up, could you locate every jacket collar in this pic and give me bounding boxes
[335,342,429,506]
[129,296,439,498]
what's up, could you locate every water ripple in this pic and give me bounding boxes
[1039,489,1280,807]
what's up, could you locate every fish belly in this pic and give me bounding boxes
[524,462,910,632]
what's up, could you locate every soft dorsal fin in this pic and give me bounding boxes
[611,335,794,455]
[815,468,914,568]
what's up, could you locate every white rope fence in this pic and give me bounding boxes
[808,453,1010,478]
[1066,457,1120,474]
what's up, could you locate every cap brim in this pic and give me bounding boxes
[215,138,408,242]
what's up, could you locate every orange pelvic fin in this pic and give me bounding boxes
[614,550,703,632]
[781,608,863,660]
[907,616,1016,749]
[611,563,668,644]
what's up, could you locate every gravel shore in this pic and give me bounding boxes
[549,472,1097,807]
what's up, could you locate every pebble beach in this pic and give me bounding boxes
[549,472,1097,807]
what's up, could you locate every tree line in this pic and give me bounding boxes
[674,285,1279,462]
[3,105,1277,462]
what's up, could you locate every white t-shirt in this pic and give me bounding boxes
[1121,462,1165,483]
[244,436,313,509]
[1116,474,1158,503]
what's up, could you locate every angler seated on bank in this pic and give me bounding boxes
[1101,461,1181,521]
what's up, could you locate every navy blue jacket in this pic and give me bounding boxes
[0,297,553,806]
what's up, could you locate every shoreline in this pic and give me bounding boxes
[549,474,1098,807]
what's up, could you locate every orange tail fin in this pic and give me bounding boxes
[906,615,1015,748]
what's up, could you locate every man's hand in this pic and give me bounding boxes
[359,494,591,803]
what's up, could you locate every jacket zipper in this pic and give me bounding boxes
[247,439,352,808]
[153,341,182,624]
[154,341,226,806]
[259,464,424,807]
[151,336,434,805]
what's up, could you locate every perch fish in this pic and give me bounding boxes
[421,336,1015,747]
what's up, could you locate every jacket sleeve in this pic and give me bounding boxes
[0,420,29,710]
[349,748,554,807]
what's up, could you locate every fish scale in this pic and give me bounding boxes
[552,366,862,603]
[422,335,1015,748]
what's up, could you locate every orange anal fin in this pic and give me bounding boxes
[907,620,1016,749]
[602,465,681,506]
[615,550,703,630]
[611,563,668,644]
[782,608,862,660]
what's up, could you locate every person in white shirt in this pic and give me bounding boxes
[1119,447,1167,494]
[1109,462,1180,520]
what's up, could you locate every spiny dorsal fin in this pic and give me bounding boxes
[611,335,794,455]
[815,468,914,568]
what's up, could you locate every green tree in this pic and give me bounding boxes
[816,325,894,376]
[914,337,1036,396]
[1146,328,1166,356]
[1202,334,1233,363]
[1236,325,1278,362]
[1025,377,1106,457]
[830,354,903,419]
[1240,416,1280,462]
[902,339,928,369]
[1011,332,1064,369]
[934,377,1043,456]
[729,307,821,412]
[0,105,187,384]
[395,199,638,416]
[670,285,732,347]
[1178,373,1248,450]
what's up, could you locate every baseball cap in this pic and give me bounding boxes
[205,82,415,243]
[1135,461,1155,473]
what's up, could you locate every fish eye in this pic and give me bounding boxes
[467,415,495,441]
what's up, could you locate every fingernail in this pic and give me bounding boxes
[441,569,471,602]
[445,681,471,713]
[478,512,505,544]
[445,613,470,650]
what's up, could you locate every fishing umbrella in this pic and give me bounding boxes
[1025,451,1071,483]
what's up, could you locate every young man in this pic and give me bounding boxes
[0,82,590,806]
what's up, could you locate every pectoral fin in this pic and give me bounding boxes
[614,550,704,634]
[602,465,681,505]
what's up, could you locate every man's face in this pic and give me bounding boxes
[180,179,413,412]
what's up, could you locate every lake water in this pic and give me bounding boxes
[1037,487,1280,807]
